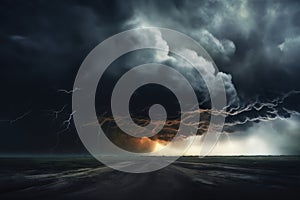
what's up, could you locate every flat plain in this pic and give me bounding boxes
[0,156,299,200]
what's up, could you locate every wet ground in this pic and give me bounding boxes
[0,156,300,200]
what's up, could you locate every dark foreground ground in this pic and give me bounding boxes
[0,156,300,200]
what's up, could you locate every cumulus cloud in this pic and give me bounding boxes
[191,29,236,61]
[121,20,240,106]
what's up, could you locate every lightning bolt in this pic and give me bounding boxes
[57,110,76,134]
[46,89,300,152]
[50,110,76,152]
[42,105,68,120]
[0,110,32,124]
[57,87,81,94]
[222,90,300,127]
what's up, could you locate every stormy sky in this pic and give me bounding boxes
[1,0,300,155]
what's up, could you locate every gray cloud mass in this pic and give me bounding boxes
[0,0,300,155]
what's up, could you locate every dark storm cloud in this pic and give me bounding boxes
[124,0,300,93]
[1,0,300,154]
[121,0,300,128]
